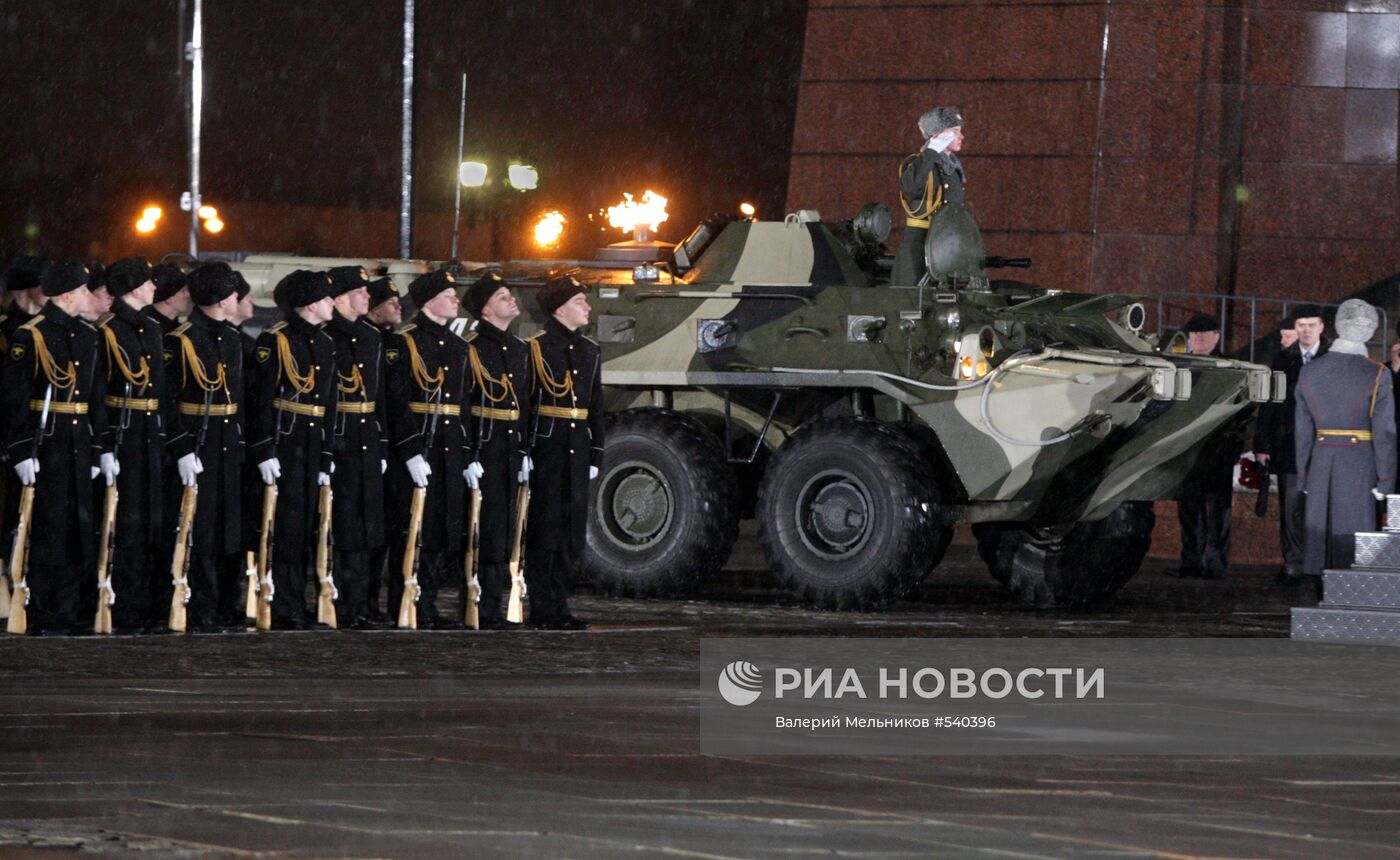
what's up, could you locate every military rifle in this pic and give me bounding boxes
[7,384,53,635]
[464,488,481,629]
[168,484,197,633]
[314,484,337,627]
[398,487,426,629]
[255,484,278,631]
[0,472,10,619]
[94,484,118,634]
[506,483,530,624]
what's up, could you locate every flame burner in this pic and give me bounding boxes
[598,190,675,262]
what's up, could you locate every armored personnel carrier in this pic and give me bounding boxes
[224,203,1281,608]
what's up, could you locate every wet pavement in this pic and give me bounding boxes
[2,529,1395,858]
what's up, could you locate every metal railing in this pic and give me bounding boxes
[1151,291,1392,365]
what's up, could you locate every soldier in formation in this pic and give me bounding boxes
[0,256,604,635]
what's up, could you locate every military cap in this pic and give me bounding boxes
[327,265,371,298]
[918,106,963,138]
[1276,314,1296,331]
[187,261,240,307]
[232,270,251,301]
[86,260,107,293]
[105,256,153,297]
[538,275,588,317]
[151,263,189,302]
[41,261,90,297]
[464,271,509,319]
[4,256,46,293]
[367,277,398,310]
[1291,304,1326,323]
[1334,299,1378,343]
[1181,313,1220,334]
[408,269,456,308]
[274,269,332,310]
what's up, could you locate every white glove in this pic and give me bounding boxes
[318,471,331,487]
[91,466,101,480]
[100,452,120,486]
[465,461,484,490]
[177,453,203,487]
[381,459,388,474]
[258,458,282,485]
[406,454,431,488]
[1373,488,1386,501]
[518,455,533,484]
[589,465,600,480]
[13,458,39,486]
[928,129,956,153]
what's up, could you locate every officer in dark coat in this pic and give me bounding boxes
[1296,299,1397,578]
[1169,314,1239,579]
[163,263,246,632]
[891,107,966,286]
[461,273,533,629]
[363,277,402,621]
[97,258,167,630]
[324,266,388,627]
[524,276,605,629]
[384,270,472,629]
[1254,304,1329,584]
[249,270,338,629]
[2,262,109,634]
[1,257,47,571]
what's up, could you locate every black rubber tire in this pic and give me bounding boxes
[757,418,950,609]
[582,408,738,596]
[973,501,1156,607]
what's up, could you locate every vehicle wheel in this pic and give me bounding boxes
[757,418,950,609]
[973,501,1155,606]
[583,408,738,596]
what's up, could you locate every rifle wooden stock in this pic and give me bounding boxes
[168,485,198,633]
[506,483,530,624]
[94,484,118,635]
[244,551,258,622]
[464,488,481,629]
[6,487,36,635]
[255,484,278,631]
[398,486,426,629]
[315,485,336,628]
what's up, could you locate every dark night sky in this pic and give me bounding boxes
[0,0,807,261]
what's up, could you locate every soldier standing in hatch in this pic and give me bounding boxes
[523,276,604,630]
[249,271,338,630]
[97,257,167,631]
[461,272,532,630]
[891,107,966,286]
[2,262,109,635]
[323,266,389,628]
[384,270,472,629]
[163,262,246,633]
[1295,299,1396,582]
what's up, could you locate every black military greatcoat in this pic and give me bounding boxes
[165,309,245,555]
[385,313,471,552]
[99,299,166,546]
[2,302,108,566]
[1255,339,1330,475]
[465,321,532,562]
[326,312,387,552]
[0,305,38,539]
[525,319,604,553]
[249,314,337,562]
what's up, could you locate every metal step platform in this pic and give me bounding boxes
[1293,497,1400,644]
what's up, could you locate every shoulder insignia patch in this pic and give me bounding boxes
[10,343,25,361]
[171,322,192,336]
[256,345,272,363]
[395,323,417,335]
[266,321,287,333]
[385,347,401,364]
[163,347,174,363]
